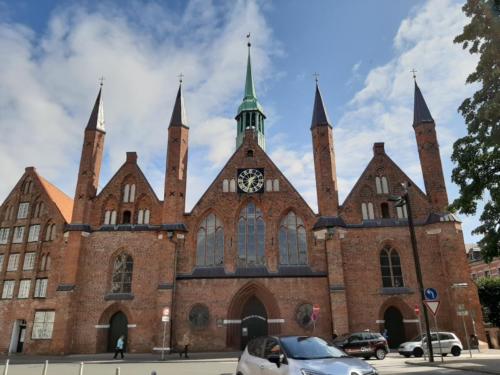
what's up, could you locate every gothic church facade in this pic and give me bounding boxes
[0,45,485,354]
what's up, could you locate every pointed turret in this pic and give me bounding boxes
[169,83,188,128]
[60,85,106,290]
[236,41,266,150]
[85,87,105,132]
[311,83,332,129]
[310,81,339,216]
[413,81,434,126]
[412,80,448,212]
[163,80,190,223]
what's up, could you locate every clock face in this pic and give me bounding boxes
[237,168,264,193]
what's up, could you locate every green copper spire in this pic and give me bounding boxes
[236,39,266,150]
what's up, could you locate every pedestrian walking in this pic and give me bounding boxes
[113,335,125,359]
[178,332,191,359]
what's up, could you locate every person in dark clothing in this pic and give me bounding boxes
[113,335,125,359]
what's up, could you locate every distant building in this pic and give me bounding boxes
[467,244,500,280]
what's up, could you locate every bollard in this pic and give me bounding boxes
[115,367,120,375]
[3,359,9,375]
[79,361,84,375]
[42,360,48,375]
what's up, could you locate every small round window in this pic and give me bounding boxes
[189,304,209,329]
[296,303,314,328]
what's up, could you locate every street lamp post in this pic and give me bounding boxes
[389,182,434,362]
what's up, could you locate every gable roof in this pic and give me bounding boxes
[96,155,160,203]
[36,174,74,223]
[189,141,315,217]
[341,149,427,207]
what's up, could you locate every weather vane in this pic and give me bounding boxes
[410,69,417,80]
[313,72,320,83]
[178,73,184,84]
[98,76,105,87]
[246,32,251,47]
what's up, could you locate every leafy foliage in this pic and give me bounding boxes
[451,0,500,261]
[476,276,500,326]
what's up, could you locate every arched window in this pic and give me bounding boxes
[111,253,133,293]
[361,202,375,220]
[396,204,408,219]
[111,210,117,225]
[137,209,150,225]
[104,210,111,225]
[44,223,56,241]
[129,184,136,202]
[23,179,33,194]
[229,179,236,192]
[196,213,224,266]
[380,247,404,288]
[279,211,307,265]
[376,176,389,194]
[381,203,390,218]
[238,202,265,266]
[40,254,47,271]
[123,184,130,203]
[122,211,131,224]
[33,202,44,218]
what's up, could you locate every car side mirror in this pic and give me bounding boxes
[267,353,284,368]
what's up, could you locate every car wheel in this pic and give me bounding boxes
[451,346,461,357]
[375,348,386,360]
[413,348,424,358]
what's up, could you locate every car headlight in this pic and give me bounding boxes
[300,369,327,375]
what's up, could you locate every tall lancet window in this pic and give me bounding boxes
[279,211,307,265]
[196,213,224,266]
[111,253,133,293]
[238,202,265,266]
[380,247,404,288]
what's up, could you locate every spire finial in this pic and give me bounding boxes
[98,76,105,88]
[178,73,184,84]
[246,32,251,47]
[313,72,320,84]
[410,68,417,81]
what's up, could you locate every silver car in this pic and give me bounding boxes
[236,335,378,375]
[398,332,463,357]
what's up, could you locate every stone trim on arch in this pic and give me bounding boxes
[377,296,419,344]
[226,281,281,348]
[96,303,133,353]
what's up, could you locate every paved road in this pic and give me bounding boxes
[0,354,494,375]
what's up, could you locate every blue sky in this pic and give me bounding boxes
[0,0,481,243]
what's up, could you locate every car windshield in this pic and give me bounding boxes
[281,336,348,360]
[411,334,423,341]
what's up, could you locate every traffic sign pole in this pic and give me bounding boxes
[433,315,444,362]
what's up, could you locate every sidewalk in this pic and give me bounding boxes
[0,351,241,365]
[406,349,500,375]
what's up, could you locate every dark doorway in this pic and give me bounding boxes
[381,203,390,218]
[122,211,131,224]
[108,312,128,352]
[240,296,268,350]
[384,306,405,348]
[16,320,27,353]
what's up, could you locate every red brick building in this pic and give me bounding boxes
[0,45,485,354]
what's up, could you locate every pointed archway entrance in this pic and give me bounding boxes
[226,282,281,349]
[107,312,128,352]
[384,306,405,348]
[241,296,268,350]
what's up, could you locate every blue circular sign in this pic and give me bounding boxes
[425,288,438,300]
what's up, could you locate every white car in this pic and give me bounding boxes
[236,335,378,375]
[398,332,463,358]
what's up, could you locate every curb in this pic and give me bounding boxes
[405,360,500,375]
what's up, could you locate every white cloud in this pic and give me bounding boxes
[0,0,277,206]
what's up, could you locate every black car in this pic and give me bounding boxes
[333,332,389,360]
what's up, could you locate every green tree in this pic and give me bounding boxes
[476,277,500,326]
[451,0,500,261]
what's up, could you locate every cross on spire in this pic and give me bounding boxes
[313,72,320,83]
[178,73,184,84]
[410,69,417,81]
[246,32,251,47]
[98,76,105,88]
